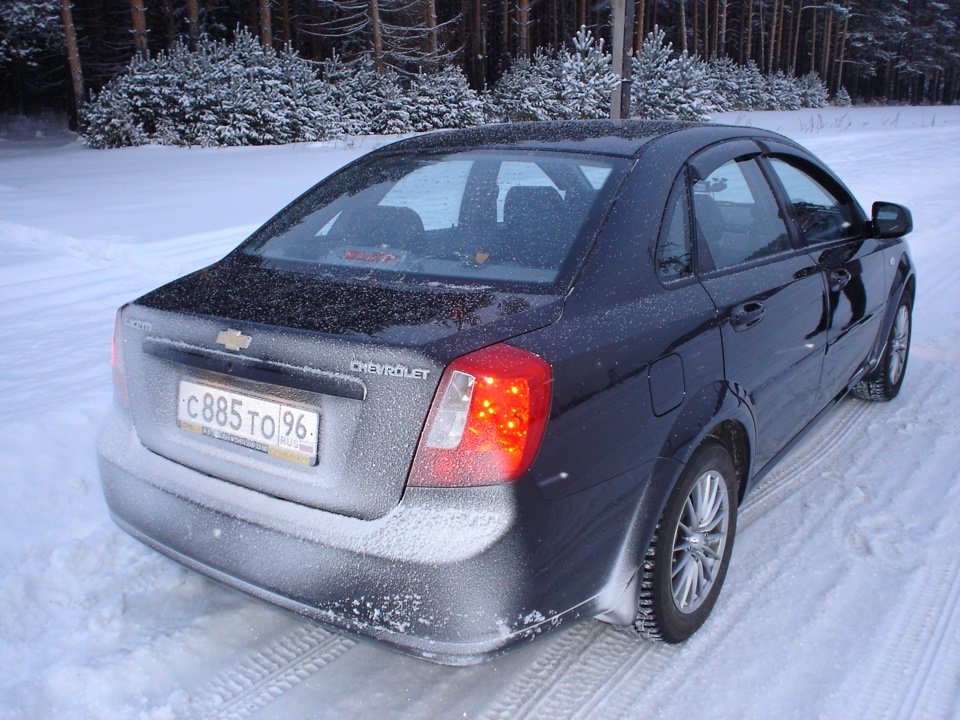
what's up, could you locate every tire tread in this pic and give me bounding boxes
[630,529,665,642]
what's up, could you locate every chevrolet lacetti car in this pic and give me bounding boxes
[98,120,915,664]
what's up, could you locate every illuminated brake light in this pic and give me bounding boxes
[408,344,552,487]
[111,310,129,406]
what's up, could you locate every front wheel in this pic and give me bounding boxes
[853,295,912,402]
[629,440,739,643]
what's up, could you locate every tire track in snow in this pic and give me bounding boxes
[174,398,906,720]
[841,538,960,720]
[842,366,960,720]
[522,628,670,720]
[477,621,605,720]
[489,399,870,720]
[187,623,356,720]
[894,559,960,720]
[739,398,870,525]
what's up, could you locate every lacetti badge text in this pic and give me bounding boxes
[350,360,431,380]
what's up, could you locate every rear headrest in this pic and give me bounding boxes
[503,186,566,229]
[337,204,425,245]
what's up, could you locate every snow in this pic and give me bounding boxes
[2,106,960,719]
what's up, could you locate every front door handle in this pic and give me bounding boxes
[731,301,765,331]
[829,268,852,292]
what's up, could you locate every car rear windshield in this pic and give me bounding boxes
[241,150,626,290]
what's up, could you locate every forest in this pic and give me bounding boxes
[2,0,958,125]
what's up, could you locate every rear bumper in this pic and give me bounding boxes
[97,405,587,664]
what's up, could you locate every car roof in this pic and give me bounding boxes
[377,120,789,159]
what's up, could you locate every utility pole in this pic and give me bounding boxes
[610,0,635,119]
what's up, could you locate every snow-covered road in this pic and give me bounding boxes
[2,107,958,719]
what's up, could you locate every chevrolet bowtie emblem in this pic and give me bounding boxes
[216,329,252,351]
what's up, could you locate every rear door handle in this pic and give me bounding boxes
[731,301,765,331]
[829,268,852,292]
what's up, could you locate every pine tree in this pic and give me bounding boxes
[487,49,565,122]
[705,58,740,112]
[82,30,342,148]
[668,52,715,120]
[630,27,713,120]
[766,70,802,110]
[797,71,829,108]
[324,54,411,134]
[709,60,773,110]
[0,0,67,116]
[631,27,678,118]
[373,77,412,134]
[407,65,484,130]
[834,86,852,107]
[559,27,618,120]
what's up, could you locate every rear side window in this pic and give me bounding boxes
[656,175,692,280]
[693,157,791,269]
[243,151,624,289]
[767,157,859,244]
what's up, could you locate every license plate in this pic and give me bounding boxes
[177,380,319,466]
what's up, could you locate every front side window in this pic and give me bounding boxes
[242,151,624,289]
[767,157,859,244]
[693,157,791,270]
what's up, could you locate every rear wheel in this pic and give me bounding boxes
[629,440,739,643]
[853,295,912,402]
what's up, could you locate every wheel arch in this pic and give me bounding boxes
[864,247,916,378]
[704,418,751,505]
[593,380,755,625]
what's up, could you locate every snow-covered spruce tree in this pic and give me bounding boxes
[766,70,803,111]
[667,52,716,120]
[407,65,485,131]
[631,28,678,119]
[324,54,415,134]
[323,53,379,135]
[374,76,414,134]
[703,58,738,112]
[797,71,829,108]
[82,30,341,148]
[713,60,775,110]
[486,49,566,122]
[79,76,150,147]
[559,27,618,120]
[834,86,853,107]
[630,28,712,121]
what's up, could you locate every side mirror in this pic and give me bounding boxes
[871,201,913,239]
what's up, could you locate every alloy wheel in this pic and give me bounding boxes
[670,469,730,614]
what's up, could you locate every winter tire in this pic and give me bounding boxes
[629,440,738,643]
[853,294,912,402]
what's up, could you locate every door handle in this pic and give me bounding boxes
[731,301,765,331]
[829,268,852,292]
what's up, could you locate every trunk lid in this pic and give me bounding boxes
[119,259,562,520]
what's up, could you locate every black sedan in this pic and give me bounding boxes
[98,120,915,664]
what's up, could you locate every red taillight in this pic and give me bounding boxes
[111,311,128,406]
[408,344,552,487]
